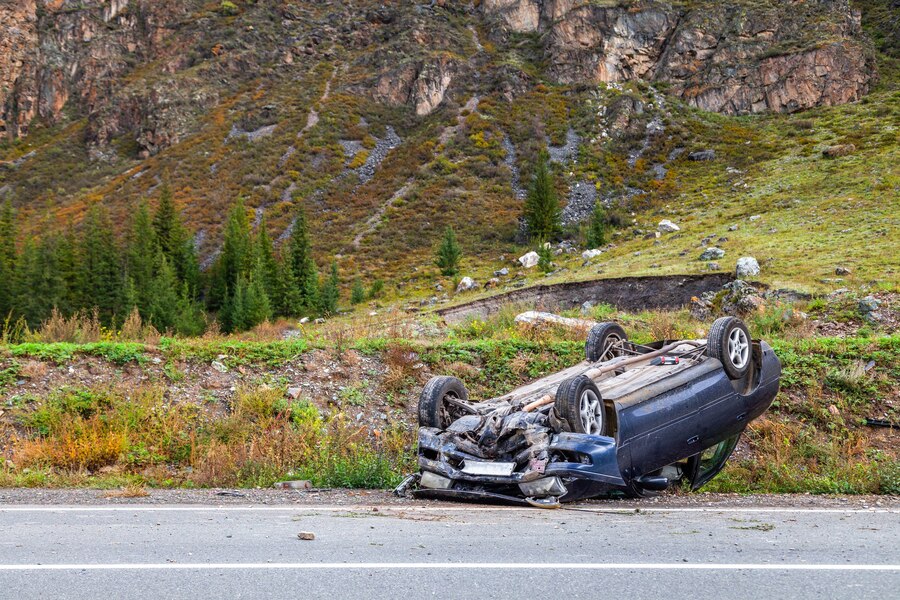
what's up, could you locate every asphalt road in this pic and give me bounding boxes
[1,503,897,599]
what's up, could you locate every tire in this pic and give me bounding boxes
[706,316,752,380]
[554,375,607,435]
[418,376,470,429]
[585,322,628,362]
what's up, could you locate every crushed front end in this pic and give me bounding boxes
[405,407,626,505]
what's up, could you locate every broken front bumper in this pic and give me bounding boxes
[413,427,627,502]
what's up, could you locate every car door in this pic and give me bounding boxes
[685,433,741,490]
[620,362,734,474]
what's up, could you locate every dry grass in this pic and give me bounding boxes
[119,308,162,343]
[19,360,48,379]
[103,484,150,498]
[381,342,425,393]
[31,309,103,343]
[18,417,127,471]
[8,382,413,489]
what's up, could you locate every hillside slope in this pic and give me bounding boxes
[0,0,896,296]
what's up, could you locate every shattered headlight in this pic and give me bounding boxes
[420,471,454,489]
[519,477,567,498]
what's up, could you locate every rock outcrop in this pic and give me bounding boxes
[481,0,875,115]
[372,55,456,116]
[0,0,208,155]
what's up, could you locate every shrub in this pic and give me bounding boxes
[219,1,239,16]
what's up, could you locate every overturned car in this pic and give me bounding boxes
[399,317,781,506]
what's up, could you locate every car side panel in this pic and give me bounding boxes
[616,369,723,475]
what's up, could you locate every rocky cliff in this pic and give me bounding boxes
[1,0,877,151]
[0,0,199,147]
[481,0,875,114]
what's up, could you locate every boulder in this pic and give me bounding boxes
[688,150,716,161]
[699,247,725,261]
[858,296,881,323]
[658,219,680,233]
[494,267,509,277]
[519,251,540,268]
[456,277,477,293]
[835,266,851,276]
[823,144,855,158]
[735,256,761,279]
[515,311,594,332]
[582,249,603,260]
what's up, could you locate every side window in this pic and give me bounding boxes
[689,433,740,490]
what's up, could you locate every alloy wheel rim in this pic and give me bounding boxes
[727,328,750,369]
[579,389,603,434]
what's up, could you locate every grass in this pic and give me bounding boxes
[2,383,413,489]
[1,317,897,493]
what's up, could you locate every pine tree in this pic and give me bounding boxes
[13,235,68,327]
[55,222,79,315]
[254,213,279,307]
[243,265,272,329]
[221,280,244,333]
[537,243,554,273]
[288,204,319,312]
[152,180,199,291]
[350,278,365,305]
[318,260,339,316]
[173,282,207,337]
[147,254,181,333]
[274,249,302,317]
[209,197,252,311]
[78,205,123,325]
[434,226,462,277]
[12,240,41,326]
[523,151,561,242]
[585,201,607,249]
[0,201,16,318]
[127,201,159,316]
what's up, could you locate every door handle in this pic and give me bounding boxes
[736,412,747,421]
[687,435,699,445]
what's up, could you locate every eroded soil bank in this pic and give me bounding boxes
[437,274,733,324]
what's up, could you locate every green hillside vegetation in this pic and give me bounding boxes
[0,2,895,308]
[0,312,896,493]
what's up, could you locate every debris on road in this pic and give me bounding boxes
[298,531,316,541]
[274,480,312,490]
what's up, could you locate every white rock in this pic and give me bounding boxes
[658,219,680,233]
[518,251,540,268]
[582,249,603,260]
[735,256,761,279]
[211,361,228,373]
[699,247,725,261]
[456,276,477,293]
[515,311,595,332]
[749,214,762,221]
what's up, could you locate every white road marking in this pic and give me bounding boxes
[0,562,898,572]
[0,506,895,514]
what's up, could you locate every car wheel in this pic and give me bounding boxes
[706,317,752,380]
[554,375,607,435]
[585,322,628,362]
[418,376,470,429]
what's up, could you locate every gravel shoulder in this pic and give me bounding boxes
[1,488,897,509]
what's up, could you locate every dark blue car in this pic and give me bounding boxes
[401,317,781,506]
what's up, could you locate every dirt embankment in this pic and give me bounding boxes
[437,273,733,324]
